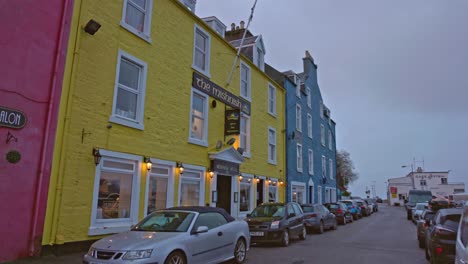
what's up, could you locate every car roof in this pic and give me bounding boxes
[437,208,463,216]
[165,206,235,222]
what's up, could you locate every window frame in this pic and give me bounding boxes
[240,113,251,157]
[268,181,278,202]
[120,0,153,43]
[144,159,175,217]
[296,104,302,132]
[308,149,314,175]
[239,177,252,212]
[89,150,141,236]
[268,127,277,165]
[295,76,301,98]
[321,124,325,146]
[110,50,148,130]
[192,24,211,77]
[188,88,209,147]
[291,181,306,204]
[329,158,334,179]
[296,143,303,172]
[322,155,326,179]
[307,114,312,138]
[254,44,265,71]
[178,165,206,207]
[306,87,311,108]
[320,101,324,119]
[268,83,277,116]
[240,61,251,101]
[328,130,332,150]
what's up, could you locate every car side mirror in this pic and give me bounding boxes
[192,226,209,234]
[288,212,296,218]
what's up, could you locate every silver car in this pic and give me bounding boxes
[83,206,250,264]
[455,201,468,264]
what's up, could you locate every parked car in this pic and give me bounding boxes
[245,202,306,247]
[324,202,354,225]
[425,208,463,264]
[301,204,338,233]
[455,201,468,264]
[83,206,250,264]
[340,200,362,220]
[355,199,372,217]
[406,190,433,220]
[376,197,383,203]
[416,209,435,248]
[412,202,428,223]
[365,198,378,212]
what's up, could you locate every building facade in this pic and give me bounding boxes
[43,0,286,248]
[0,1,73,261]
[266,51,337,205]
[387,168,466,205]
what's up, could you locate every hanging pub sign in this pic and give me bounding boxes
[212,159,239,177]
[225,109,240,135]
[0,106,27,129]
[192,72,251,115]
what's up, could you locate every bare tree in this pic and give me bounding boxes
[336,150,358,190]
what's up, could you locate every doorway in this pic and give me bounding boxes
[216,175,231,214]
[309,186,314,204]
[256,179,264,207]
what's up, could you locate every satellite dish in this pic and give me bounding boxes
[216,140,222,150]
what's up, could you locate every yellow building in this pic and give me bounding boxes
[43,0,286,246]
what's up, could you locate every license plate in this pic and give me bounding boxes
[250,231,264,237]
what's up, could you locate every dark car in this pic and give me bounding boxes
[376,197,383,203]
[301,204,338,234]
[324,202,353,225]
[245,202,306,247]
[416,209,435,248]
[425,208,462,263]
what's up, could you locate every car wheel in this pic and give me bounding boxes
[332,220,338,230]
[233,238,247,264]
[165,250,186,264]
[299,225,307,240]
[281,230,290,247]
[418,238,425,249]
[318,221,324,234]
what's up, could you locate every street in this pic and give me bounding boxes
[8,204,427,264]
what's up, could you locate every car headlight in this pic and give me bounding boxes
[270,221,280,230]
[123,249,153,260]
[87,247,96,258]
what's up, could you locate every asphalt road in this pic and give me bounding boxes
[245,203,428,264]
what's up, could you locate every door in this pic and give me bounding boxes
[217,175,231,214]
[309,186,314,204]
[257,179,264,207]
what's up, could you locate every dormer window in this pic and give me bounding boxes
[254,36,265,71]
[202,16,226,37]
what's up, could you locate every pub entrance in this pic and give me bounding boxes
[216,175,232,214]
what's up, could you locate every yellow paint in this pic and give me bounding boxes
[43,0,285,245]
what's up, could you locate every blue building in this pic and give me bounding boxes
[266,51,337,204]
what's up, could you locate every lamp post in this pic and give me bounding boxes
[401,164,415,189]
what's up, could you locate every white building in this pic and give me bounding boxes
[387,168,465,206]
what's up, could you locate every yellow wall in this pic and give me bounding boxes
[43,0,285,245]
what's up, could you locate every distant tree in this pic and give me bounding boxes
[336,150,359,191]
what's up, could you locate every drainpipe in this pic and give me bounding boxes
[28,0,73,256]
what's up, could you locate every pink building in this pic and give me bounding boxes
[0,0,73,261]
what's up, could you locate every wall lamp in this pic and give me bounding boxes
[84,19,101,35]
[254,175,260,183]
[207,168,214,179]
[267,177,272,184]
[279,180,285,186]
[238,175,243,181]
[177,162,185,174]
[92,147,102,166]
[144,157,153,171]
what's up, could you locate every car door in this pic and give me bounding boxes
[456,210,468,264]
[286,203,300,235]
[292,203,304,235]
[426,211,441,252]
[321,205,334,227]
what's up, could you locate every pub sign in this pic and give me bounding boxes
[224,109,240,135]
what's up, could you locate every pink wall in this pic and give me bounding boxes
[0,0,73,261]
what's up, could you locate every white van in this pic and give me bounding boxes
[455,201,468,264]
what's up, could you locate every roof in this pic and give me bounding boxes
[166,206,235,222]
[229,36,258,48]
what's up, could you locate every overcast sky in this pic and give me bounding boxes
[195,0,468,198]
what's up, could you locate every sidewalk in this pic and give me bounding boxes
[4,252,85,264]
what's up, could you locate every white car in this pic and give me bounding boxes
[412,202,428,223]
[455,201,468,264]
[83,206,250,264]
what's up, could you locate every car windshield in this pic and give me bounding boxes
[415,204,427,210]
[132,211,195,232]
[441,214,461,228]
[409,194,432,203]
[250,205,285,218]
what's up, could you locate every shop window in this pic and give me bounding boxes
[240,61,251,100]
[193,25,211,76]
[121,0,152,42]
[146,162,174,215]
[179,168,204,206]
[268,183,278,202]
[189,89,208,146]
[291,184,305,204]
[240,178,251,212]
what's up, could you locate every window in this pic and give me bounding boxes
[240,61,251,100]
[420,180,427,186]
[441,178,448,184]
[307,114,312,138]
[268,84,276,116]
[179,168,205,206]
[90,150,140,235]
[296,143,303,172]
[192,212,227,231]
[308,149,314,175]
[146,163,174,215]
[240,178,252,212]
[121,0,152,42]
[328,130,332,150]
[321,125,325,146]
[295,76,301,98]
[291,183,305,204]
[268,127,277,164]
[240,114,250,156]
[318,186,322,204]
[110,50,147,130]
[255,46,265,71]
[189,89,208,146]
[322,155,326,179]
[307,87,311,108]
[193,25,211,76]
[329,158,333,179]
[320,101,324,119]
[268,183,278,202]
[296,104,302,132]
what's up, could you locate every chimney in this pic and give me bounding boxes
[231,23,235,31]
[240,21,245,29]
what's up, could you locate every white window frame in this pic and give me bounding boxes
[329,158,334,179]
[322,155,327,179]
[308,149,314,175]
[291,181,306,204]
[268,83,276,116]
[144,159,175,217]
[177,164,206,206]
[296,104,302,132]
[88,150,141,236]
[295,76,301,98]
[268,127,277,165]
[239,176,253,213]
[240,113,251,157]
[192,24,211,77]
[307,87,311,108]
[240,61,251,101]
[254,44,265,71]
[318,186,322,204]
[307,114,312,138]
[328,130,332,150]
[321,124,325,146]
[268,180,278,202]
[120,0,153,43]
[110,50,147,130]
[320,101,324,119]
[296,143,303,172]
[188,88,209,147]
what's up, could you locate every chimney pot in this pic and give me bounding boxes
[240,21,245,29]
[236,26,240,30]
[231,23,235,31]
